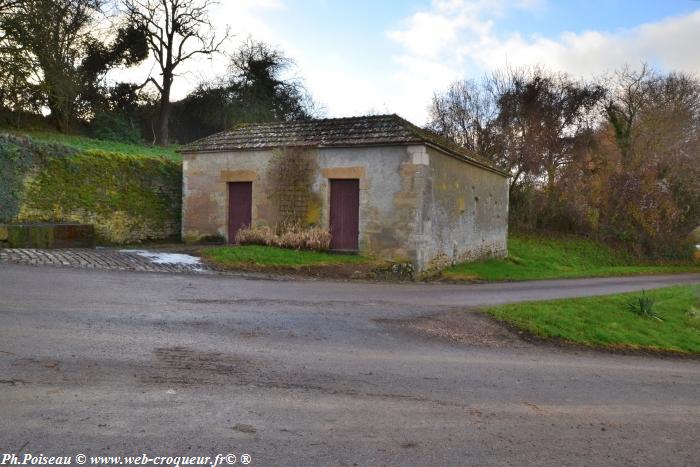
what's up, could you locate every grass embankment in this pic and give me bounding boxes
[201,245,375,269]
[2,129,180,160]
[442,233,699,282]
[1,131,182,244]
[485,286,700,354]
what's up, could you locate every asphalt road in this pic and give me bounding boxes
[1,264,699,466]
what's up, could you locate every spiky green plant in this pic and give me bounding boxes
[627,290,662,321]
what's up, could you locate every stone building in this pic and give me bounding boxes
[180,114,509,273]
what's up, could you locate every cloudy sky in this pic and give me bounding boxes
[112,0,700,125]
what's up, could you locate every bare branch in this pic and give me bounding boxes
[123,0,230,144]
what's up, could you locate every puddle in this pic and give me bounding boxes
[121,250,204,270]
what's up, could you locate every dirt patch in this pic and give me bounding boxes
[380,311,700,359]
[139,347,477,408]
[376,311,531,348]
[141,346,259,385]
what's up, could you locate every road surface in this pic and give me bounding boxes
[1,264,699,466]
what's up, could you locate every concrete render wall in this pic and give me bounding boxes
[415,146,508,273]
[181,144,508,273]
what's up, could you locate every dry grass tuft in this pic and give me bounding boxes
[236,224,331,251]
[235,225,276,246]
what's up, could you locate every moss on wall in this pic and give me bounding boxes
[0,134,77,222]
[267,147,321,229]
[1,134,182,244]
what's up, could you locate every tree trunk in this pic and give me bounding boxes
[546,164,556,198]
[156,80,171,145]
[47,98,69,133]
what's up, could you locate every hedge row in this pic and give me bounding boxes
[0,134,182,244]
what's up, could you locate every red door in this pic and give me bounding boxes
[329,179,359,250]
[228,182,252,243]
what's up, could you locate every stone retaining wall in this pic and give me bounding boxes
[0,134,182,245]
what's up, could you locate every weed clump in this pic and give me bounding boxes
[627,290,662,321]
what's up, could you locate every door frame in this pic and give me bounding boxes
[328,178,360,251]
[227,181,253,244]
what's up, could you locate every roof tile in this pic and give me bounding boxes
[180,114,506,175]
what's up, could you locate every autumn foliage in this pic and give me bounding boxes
[429,66,700,258]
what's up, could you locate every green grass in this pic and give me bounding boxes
[200,245,374,268]
[442,233,699,282]
[2,129,180,160]
[485,285,700,353]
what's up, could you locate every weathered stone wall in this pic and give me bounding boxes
[16,153,182,244]
[182,146,416,262]
[414,146,508,274]
[182,149,275,243]
[0,135,182,245]
[315,146,415,260]
[181,144,508,273]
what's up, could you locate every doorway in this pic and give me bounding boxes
[228,182,252,243]
[329,179,360,250]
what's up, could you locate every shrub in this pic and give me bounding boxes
[627,290,662,321]
[89,112,142,144]
[235,224,331,251]
[276,224,331,250]
[277,225,306,249]
[303,226,332,250]
[235,225,276,246]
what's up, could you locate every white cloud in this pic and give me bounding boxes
[108,0,700,128]
[388,0,700,123]
[474,11,700,76]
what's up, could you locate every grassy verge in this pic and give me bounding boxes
[200,245,375,269]
[484,285,700,354]
[2,129,180,160]
[442,233,699,282]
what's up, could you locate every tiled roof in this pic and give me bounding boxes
[180,114,507,176]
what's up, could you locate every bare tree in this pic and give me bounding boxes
[429,67,604,196]
[496,68,605,194]
[428,79,498,159]
[604,64,656,166]
[124,0,229,145]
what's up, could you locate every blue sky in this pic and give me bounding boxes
[114,0,700,124]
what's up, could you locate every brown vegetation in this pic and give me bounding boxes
[429,65,700,258]
[235,224,331,251]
